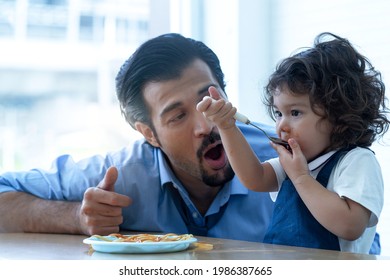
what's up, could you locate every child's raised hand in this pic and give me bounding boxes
[196,86,237,130]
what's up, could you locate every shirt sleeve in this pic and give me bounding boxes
[0,153,113,200]
[265,157,285,201]
[328,147,384,227]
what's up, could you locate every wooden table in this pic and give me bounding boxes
[0,233,388,260]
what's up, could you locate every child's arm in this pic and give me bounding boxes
[276,139,371,240]
[196,86,278,192]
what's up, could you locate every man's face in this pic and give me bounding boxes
[141,59,234,188]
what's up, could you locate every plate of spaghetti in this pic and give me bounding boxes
[83,233,197,254]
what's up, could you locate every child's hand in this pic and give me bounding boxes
[196,86,237,130]
[271,138,310,183]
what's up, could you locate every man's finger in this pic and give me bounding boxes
[97,166,118,192]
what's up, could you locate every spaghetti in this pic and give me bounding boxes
[92,233,194,243]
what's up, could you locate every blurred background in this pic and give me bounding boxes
[0,0,389,255]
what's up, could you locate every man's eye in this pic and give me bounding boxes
[169,113,185,123]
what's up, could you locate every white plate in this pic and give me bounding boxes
[83,234,197,254]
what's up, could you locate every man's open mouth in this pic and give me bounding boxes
[203,144,227,169]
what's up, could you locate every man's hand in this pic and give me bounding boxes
[79,166,132,235]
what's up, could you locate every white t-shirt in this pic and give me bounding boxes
[267,147,384,254]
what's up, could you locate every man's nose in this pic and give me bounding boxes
[194,111,214,137]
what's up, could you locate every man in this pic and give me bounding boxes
[0,34,277,242]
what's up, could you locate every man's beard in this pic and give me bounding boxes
[197,131,235,186]
[159,129,235,187]
[200,164,235,186]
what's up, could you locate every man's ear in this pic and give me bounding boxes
[135,122,160,147]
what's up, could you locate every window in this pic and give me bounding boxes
[26,0,68,40]
[79,14,104,42]
[0,0,149,170]
[0,0,16,38]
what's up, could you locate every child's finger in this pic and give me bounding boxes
[208,86,228,100]
[196,96,212,112]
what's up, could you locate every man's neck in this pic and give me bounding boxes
[187,185,221,216]
[176,173,221,216]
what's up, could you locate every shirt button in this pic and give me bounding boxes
[192,212,198,219]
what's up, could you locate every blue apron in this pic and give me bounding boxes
[263,148,355,250]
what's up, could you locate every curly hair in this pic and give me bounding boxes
[264,32,390,149]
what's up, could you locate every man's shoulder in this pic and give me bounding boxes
[236,121,278,161]
[237,121,276,137]
[109,138,159,167]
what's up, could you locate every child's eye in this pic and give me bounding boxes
[291,110,300,117]
[273,110,282,119]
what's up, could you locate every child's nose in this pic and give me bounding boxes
[277,117,290,136]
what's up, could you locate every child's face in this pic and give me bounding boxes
[273,88,333,161]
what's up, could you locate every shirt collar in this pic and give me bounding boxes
[156,148,248,195]
[308,150,337,171]
[157,149,182,188]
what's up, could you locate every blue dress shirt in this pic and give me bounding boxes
[0,122,277,242]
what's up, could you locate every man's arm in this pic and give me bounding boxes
[0,191,82,233]
[0,167,132,235]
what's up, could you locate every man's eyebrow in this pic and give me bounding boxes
[160,101,182,118]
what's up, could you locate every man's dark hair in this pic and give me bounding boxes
[116,33,226,129]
